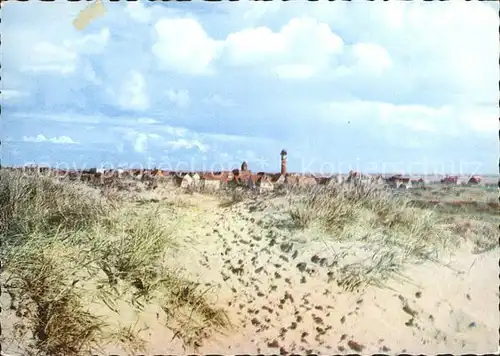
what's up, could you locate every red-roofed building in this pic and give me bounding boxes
[468,175,482,185]
[441,175,458,185]
[387,174,412,188]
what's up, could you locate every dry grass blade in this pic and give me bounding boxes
[219,188,245,208]
[158,275,232,349]
[97,207,177,284]
[287,181,460,291]
[107,324,147,354]
[1,170,231,354]
[0,171,111,248]
[3,237,107,356]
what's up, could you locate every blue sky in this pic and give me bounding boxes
[2,0,498,175]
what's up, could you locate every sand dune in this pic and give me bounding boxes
[101,192,499,355]
[2,179,498,355]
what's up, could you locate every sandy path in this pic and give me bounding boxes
[155,194,499,355]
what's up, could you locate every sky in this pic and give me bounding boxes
[1,0,499,176]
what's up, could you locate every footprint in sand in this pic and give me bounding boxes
[262,305,274,314]
[230,266,244,275]
[296,262,307,272]
[279,255,290,262]
[347,340,365,352]
[251,317,260,327]
[300,331,309,344]
[312,314,324,325]
[311,254,321,264]
[279,327,287,340]
[267,339,280,348]
[280,242,294,253]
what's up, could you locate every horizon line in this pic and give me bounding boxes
[3,165,496,178]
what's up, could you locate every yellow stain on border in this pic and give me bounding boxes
[73,0,106,31]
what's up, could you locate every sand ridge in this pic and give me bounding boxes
[2,185,497,355]
[138,193,499,355]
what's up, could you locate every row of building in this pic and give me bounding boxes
[13,150,485,190]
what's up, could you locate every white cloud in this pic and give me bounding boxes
[351,43,392,76]
[23,134,79,144]
[166,138,209,152]
[22,42,77,74]
[223,17,345,79]
[220,1,496,98]
[322,100,450,129]
[1,90,28,101]
[120,129,162,153]
[167,89,190,108]
[51,136,79,144]
[273,64,317,80]
[223,26,287,66]
[162,126,188,138]
[152,16,351,79]
[455,106,498,134]
[152,18,223,75]
[137,117,159,124]
[124,1,152,23]
[18,28,109,75]
[202,94,234,107]
[240,1,282,23]
[321,99,497,139]
[133,133,148,153]
[150,14,390,80]
[115,71,150,111]
[364,1,497,103]
[206,132,275,145]
[116,142,125,153]
[82,63,102,85]
[64,28,110,55]
[119,125,210,154]
[22,135,47,143]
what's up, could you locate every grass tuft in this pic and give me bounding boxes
[1,170,231,354]
[288,182,456,291]
[219,188,246,208]
[0,170,111,248]
[2,235,107,356]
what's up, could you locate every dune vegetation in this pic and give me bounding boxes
[1,169,498,355]
[0,170,230,356]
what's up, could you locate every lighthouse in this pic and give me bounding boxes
[280,149,287,176]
